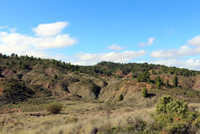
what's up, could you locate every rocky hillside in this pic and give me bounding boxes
[1,53,200,105]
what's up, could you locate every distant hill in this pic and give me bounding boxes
[1,53,200,104]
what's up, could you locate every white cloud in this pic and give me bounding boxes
[149,35,200,70]
[32,22,69,37]
[34,34,76,49]
[0,26,8,30]
[187,35,200,46]
[9,28,17,33]
[151,38,200,59]
[150,45,200,58]
[70,50,146,65]
[139,37,155,47]
[0,22,76,57]
[107,44,123,51]
[150,58,200,70]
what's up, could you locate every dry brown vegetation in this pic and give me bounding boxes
[0,100,156,134]
[1,93,200,134]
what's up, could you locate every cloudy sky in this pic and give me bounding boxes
[0,0,200,70]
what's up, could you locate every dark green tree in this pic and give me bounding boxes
[156,81,161,89]
[21,63,28,69]
[172,76,178,87]
[137,71,150,82]
[152,70,156,75]
[11,53,16,57]
[154,75,161,83]
[165,80,169,87]
[137,73,142,82]
[147,78,151,83]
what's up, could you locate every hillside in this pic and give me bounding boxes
[1,53,200,103]
[1,53,200,133]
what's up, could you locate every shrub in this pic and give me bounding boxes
[66,117,78,124]
[156,95,188,114]
[141,88,147,97]
[192,115,200,128]
[166,99,188,114]
[46,102,63,114]
[119,94,123,101]
[133,117,147,132]
[54,74,58,80]
[153,113,174,130]
[163,123,188,134]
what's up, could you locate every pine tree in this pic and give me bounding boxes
[172,76,178,87]
[165,80,169,87]
[137,74,142,82]
[156,81,161,89]
[154,75,161,83]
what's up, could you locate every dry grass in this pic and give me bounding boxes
[0,100,155,134]
[188,103,200,113]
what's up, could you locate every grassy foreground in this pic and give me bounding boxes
[1,96,200,134]
[0,100,155,134]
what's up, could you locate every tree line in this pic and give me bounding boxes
[0,53,199,78]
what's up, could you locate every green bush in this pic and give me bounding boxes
[166,100,188,114]
[156,95,188,114]
[192,115,200,128]
[163,122,188,134]
[119,94,123,101]
[53,74,58,80]
[153,113,174,130]
[46,102,63,114]
[141,88,147,97]
[154,99,197,133]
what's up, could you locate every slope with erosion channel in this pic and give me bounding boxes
[1,54,200,105]
[0,66,107,101]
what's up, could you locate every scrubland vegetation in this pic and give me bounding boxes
[1,53,200,134]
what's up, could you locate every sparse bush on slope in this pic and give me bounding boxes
[118,94,123,101]
[141,88,147,97]
[46,102,63,114]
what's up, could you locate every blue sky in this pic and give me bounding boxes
[0,0,200,70]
